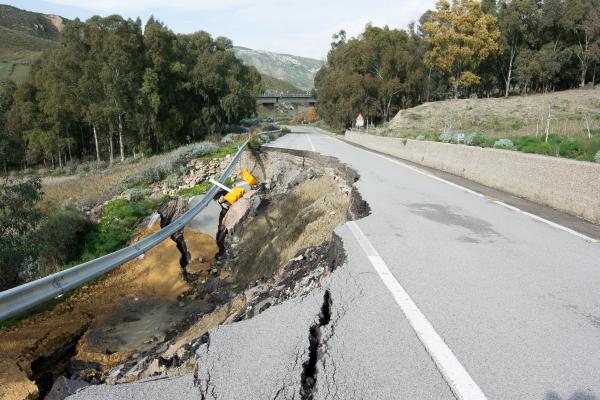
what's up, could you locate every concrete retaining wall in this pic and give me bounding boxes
[345,131,600,224]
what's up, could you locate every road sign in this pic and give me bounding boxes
[356,113,365,128]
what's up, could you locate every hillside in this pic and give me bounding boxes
[389,88,600,139]
[260,73,302,93]
[0,4,64,82]
[233,46,322,91]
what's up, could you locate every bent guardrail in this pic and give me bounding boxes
[0,139,257,321]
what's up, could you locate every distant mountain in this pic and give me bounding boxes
[233,46,322,91]
[260,73,303,93]
[0,4,65,82]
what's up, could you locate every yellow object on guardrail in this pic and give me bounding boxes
[224,187,245,205]
[241,169,257,186]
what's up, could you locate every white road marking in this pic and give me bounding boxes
[306,134,316,151]
[347,221,488,400]
[331,135,596,243]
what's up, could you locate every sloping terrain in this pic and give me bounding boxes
[389,88,600,139]
[260,73,302,93]
[233,46,322,91]
[0,4,64,81]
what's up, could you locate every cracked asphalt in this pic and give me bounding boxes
[69,127,600,399]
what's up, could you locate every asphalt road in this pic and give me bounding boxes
[70,127,600,400]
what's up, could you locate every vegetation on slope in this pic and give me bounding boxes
[260,73,303,93]
[0,15,261,173]
[315,0,600,129]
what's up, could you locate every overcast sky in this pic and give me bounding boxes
[6,0,438,59]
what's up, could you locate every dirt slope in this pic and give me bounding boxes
[0,223,218,400]
[389,87,600,138]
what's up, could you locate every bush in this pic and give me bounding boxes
[466,133,486,146]
[493,139,514,149]
[415,134,426,141]
[240,117,260,127]
[80,197,168,261]
[595,150,600,163]
[439,132,453,143]
[221,133,236,144]
[36,206,93,273]
[114,142,217,191]
[123,188,151,202]
[0,177,43,290]
[281,127,291,134]
[259,133,271,143]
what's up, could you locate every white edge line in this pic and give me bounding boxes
[333,136,596,243]
[306,134,316,152]
[347,221,488,400]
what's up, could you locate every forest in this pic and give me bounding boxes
[315,0,600,128]
[0,15,261,172]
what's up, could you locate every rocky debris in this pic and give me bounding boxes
[158,198,193,281]
[220,190,260,233]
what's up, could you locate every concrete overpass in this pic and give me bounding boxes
[256,93,316,107]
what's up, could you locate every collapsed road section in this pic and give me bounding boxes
[0,146,369,400]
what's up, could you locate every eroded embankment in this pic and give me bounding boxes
[0,147,369,400]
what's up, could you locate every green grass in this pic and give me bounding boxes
[78,197,170,262]
[201,145,239,159]
[176,181,212,197]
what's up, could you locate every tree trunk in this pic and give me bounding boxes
[58,148,63,168]
[580,65,587,87]
[505,43,516,98]
[93,124,101,163]
[109,131,114,165]
[118,113,125,163]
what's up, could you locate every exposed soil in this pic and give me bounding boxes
[0,222,218,400]
[0,147,369,400]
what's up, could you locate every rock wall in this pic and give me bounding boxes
[344,131,600,224]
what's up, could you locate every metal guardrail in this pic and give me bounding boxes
[0,139,259,321]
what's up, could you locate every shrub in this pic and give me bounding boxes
[36,205,93,273]
[123,188,151,202]
[466,133,486,146]
[0,177,43,290]
[415,134,426,141]
[493,139,514,149]
[259,133,270,143]
[80,197,168,261]
[114,142,217,191]
[557,138,580,158]
[165,173,180,189]
[221,133,235,144]
[281,127,291,134]
[439,132,453,143]
[594,150,600,163]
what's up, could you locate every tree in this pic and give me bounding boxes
[0,79,17,173]
[0,177,42,290]
[564,0,600,86]
[423,0,502,98]
[497,0,539,96]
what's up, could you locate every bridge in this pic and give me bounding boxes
[256,93,316,107]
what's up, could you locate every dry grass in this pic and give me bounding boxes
[40,162,151,213]
[389,87,600,139]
